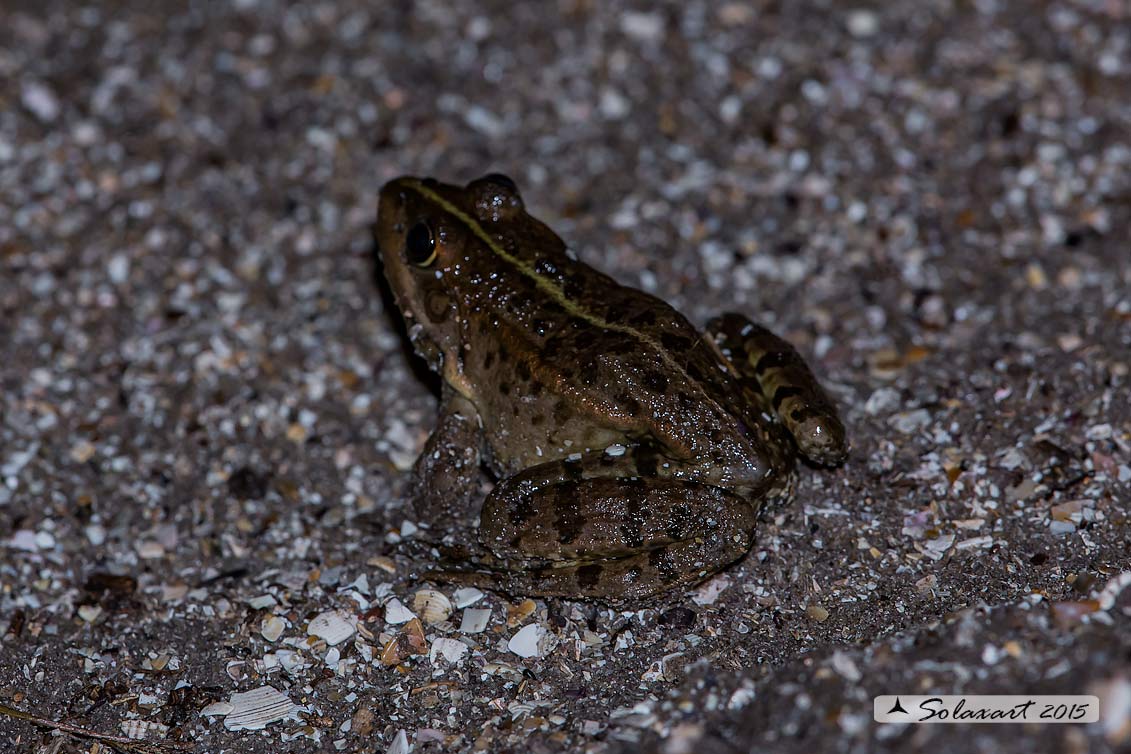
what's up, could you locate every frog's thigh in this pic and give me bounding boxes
[480,470,759,563]
[412,393,483,531]
[486,488,759,601]
[708,312,849,466]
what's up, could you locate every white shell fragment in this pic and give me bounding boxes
[831,650,862,682]
[207,686,304,731]
[1098,571,1131,611]
[452,587,485,608]
[307,609,357,646]
[225,661,247,682]
[201,701,234,718]
[274,649,311,674]
[459,608,491,634]
[412,589,453,625]
[429,637,469,665]
[384,598,415,625]
[692,574,731,606]
[247,594,278,610]
[77,605,103,623]
[507,623,556,658]
[920,532,956,560]
[386,729,411,754]
[120,719,170,740]
[260,615,286,642]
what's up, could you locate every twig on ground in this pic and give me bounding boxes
[0,702,194,754]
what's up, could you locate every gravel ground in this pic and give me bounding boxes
[2,1,1130,753]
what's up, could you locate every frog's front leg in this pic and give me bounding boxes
[468,451,761,600]
[411,392,484,537]
[708,312,849,466]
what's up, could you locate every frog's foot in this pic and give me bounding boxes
[708,312,849,466]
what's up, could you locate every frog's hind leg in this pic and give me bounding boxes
[438,530,754,602]
[442,476,759,602]
[430,450,763,600]
[481,470,760,561]
[708,312,848,466]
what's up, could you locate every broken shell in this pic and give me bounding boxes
[225,660,247,682]
[452,587,485,608]
[221,686,304,731]
[77,605,102,623]
[692,574,730,606]
[384,598,415,625]
[351,706,376,736]
[507,623,556,658]
[380,618,427,666]
[387,730,411,754]
[506,598,537,627]
[260,615,286,642]
[247,594,277,610]
[460,607,491,634]
[142,654,172,671]
[412,589,453,625]
[368,555,397,574]
[120,719,170,740]
[70,441,96,463]
[1050,499,1087,524]
[307,609,357,646]
[200,701,234,718]
[274,649,311,674]
[429,637,469,665]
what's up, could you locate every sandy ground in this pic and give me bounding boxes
[2,1,1130,752]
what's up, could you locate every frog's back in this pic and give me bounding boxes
[465,236,767,471]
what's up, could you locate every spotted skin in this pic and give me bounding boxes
[436,504,756,602]
[375,174,848,602]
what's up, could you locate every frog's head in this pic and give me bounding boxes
[376,173,527,372]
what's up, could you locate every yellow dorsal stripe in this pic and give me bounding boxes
[404,179,675,357]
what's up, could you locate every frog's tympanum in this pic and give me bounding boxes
[376,174,847,602]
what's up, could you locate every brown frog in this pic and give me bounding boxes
[375,174,847,601]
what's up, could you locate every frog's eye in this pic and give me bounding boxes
[405,222,436,267]
[467,173,524,216]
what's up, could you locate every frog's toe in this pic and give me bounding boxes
[423,566,504,592]
[792,411,849,466]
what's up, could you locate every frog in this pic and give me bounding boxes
[375,173,848,602]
